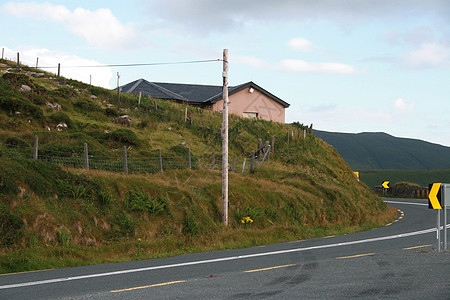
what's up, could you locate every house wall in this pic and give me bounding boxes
[211,88,286,123]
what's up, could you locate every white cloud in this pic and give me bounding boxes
[278,59,357,74]
[2,2,136,49]
[393,98,415,113]
[287,38,316,52]
[232,55,270,69]
[405,43,450,68]
[231,54,358,74]
[145,0,450,33]
[2,46,113,88]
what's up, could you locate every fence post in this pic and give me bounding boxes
[158,149,163,173]
[57,63,61,78]
[187,147,191,169]
[264,141,270,162]
[262,145,271,163]
[17,52,19,67]
[154,100,158,112]
[258,138,263,156]
[138,92,142,106]
[211,152,215,170]
[123,146,128,175]
[250,152,255,173]
[84,143,89,170]
[241,158,247,173]
[232,155,236,172]
[33,135,38,160]
[286,132,290,144]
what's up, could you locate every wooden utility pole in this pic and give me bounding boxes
[222,49,229,226]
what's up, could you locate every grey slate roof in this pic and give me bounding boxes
[120,79,290,108]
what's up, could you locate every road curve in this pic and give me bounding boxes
[1,198,449,299]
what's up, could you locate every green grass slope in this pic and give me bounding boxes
[0,60,396,274]
[314,130,450,170]
[359,169,450,188]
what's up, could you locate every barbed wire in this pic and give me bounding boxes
[0,58,222,70]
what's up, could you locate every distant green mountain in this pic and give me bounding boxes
[314,130,450,170]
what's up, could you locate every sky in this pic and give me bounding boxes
[1,0,449,146]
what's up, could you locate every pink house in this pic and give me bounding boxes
[120,79,290,123]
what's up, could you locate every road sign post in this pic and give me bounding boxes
[442,184,449,250]
[382,181,390,195]
[428,183,448,251]
[437,209,441,251]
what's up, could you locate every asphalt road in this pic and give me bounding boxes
[1,198,449,299]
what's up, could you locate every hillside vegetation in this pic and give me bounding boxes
[359,169,450,189]
[314,130,450,170]
[0,60,396,274]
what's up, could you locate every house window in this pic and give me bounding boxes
[243,112,258,119]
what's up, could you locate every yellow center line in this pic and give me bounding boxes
[403,245,432,250]
[244,264,297,273]
[336,253,375,259]
[110,280,186,293]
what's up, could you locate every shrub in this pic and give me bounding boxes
[0,96,44,119]
[90,86,112,98]
[51,87,76,98]
[73,99,102,112]
[234,205,264,225]
[48,112,74,128]
[56,228,71,246]
[0,176,19,196]
[124,189,168,214]
[108,212,135,239]
[98,192,113,207]
[56,179,88,200]
[5,136,29,148]
[182,213,199,236]
[0,205,24,247]
[108,129,140,146]
[1,73,32,86]
[105,107,120,117]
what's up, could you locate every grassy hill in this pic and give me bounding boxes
[359,169,450,189]
[314,130,450,170]
[0,59,396,274]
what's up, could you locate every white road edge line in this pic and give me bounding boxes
[384,200,428,206]
[1,225,449,290]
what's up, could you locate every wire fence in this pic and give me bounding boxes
[0,141,262,175]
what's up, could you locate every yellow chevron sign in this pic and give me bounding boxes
[382,181,390,189]
[428,183,442,209]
